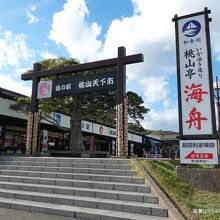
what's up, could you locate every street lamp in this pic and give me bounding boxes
[213,76,220,135]
[213,76,220,166]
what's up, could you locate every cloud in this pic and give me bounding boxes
[27,12,39,24]
[49,0,102,62]
[15,67,30,77]
[0,30,34,67]
[48,0,180,131]
[49,0,178,78]
[139,76,179,131]
[27,5,39,24]
[40,51,57,59]
[143,107,179,131]
[48,0,220,72]
[0,28,34,96]
[213,32,220,61]
[48,0,220,131]
[0,74,31,96]
[139,76,169,104]
[49,0,220,78]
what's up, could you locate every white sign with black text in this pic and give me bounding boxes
[178,14,213,135]
[180,139,218,164]
[81,120,93,133]
[93,123,109,136]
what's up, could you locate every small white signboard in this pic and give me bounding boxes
[81,120,93,133]
[93,123,109,136]
[109,128,116,137]
[180,139,219,164]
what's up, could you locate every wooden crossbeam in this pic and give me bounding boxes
[21,52,143,81]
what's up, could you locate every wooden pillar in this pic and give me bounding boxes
[116,47,128,157]
[26,63,41,156]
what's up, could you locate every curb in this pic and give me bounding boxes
[131,158,186,220]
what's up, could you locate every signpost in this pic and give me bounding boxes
[173,8,219,165]
[22,47,144,157]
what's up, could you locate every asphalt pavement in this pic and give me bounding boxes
[0,208,80,220]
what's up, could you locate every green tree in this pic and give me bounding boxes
[127,91,149,132]
[11,58,149,152]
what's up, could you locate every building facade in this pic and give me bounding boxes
[0,88,143,157]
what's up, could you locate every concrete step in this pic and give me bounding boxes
[0,157,130,164]
[0,169,144,184]
[0,181,159,203]
[0,197,169,219]
[0,175,150,193]
[0,161,132,170]
[0,189,168,217]
[0,165,136,176]
[0,157,169,219]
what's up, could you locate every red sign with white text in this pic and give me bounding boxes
[184,150,213,159]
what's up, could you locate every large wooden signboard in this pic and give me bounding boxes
[21,47,144,157]
[37,71,117,99]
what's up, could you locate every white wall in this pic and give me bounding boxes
[0,97,27,120]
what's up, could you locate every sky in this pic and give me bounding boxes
[0,0,220,132]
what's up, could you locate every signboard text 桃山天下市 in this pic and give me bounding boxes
[37,71,117,99]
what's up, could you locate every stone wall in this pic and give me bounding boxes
[176,167,220,192]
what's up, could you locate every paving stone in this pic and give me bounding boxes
[11,203,30,211]
[75,209,101,220]
[114,184,136,192]
[41,172,57,178]
[20,185,37,192]
[93,182,114,190]
[0,176,8,181]
[74,199,97,209]
[152,206,168,217]
[110,176,130,183]
[0,191,15,199]
[144,195,159,204]
[23,178,38,184]
[96,191,118,200]
[122,204,151,215]
[52,197,73,206]
[119,193,143,203]
[75,189,96,197]
[73,181,93,188]
[136,185,150,193]
[54,187,73,195]
[98,201,123,212]
[15,194,34,201]
[50,208,74,217]
[131,177,145,184]
[27,172,41,177]
[56,179,73,187]
[29,205,51,214]
[37,186,54,194]
[33,195,53,203]
[0,201,11,209]
[39,179,56,185]
[44,167,57,172]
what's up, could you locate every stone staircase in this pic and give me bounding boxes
[0,157,169,219]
